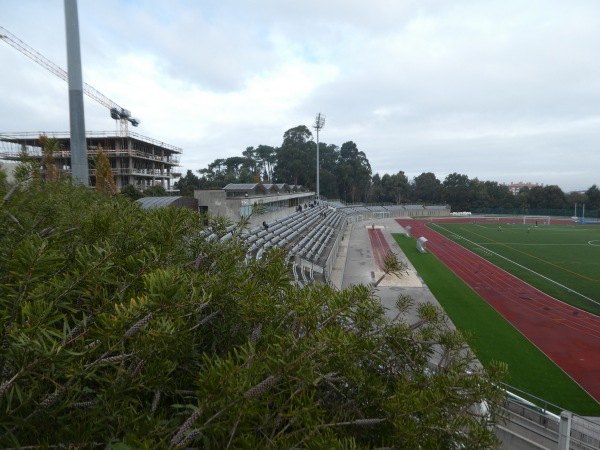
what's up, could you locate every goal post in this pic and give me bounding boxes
[523,216,550,225]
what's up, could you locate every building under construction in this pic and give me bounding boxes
[0,131,181,192]
[0,25,181,192]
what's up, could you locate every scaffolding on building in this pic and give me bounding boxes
[0,131,181,192]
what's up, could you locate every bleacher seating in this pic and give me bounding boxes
[237,204,344,287]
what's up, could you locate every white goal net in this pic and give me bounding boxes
[523,216,550,225]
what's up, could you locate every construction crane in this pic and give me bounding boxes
[0,25,140,134]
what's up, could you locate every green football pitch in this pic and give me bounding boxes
[393,231,600,414]
[428,220,600,316]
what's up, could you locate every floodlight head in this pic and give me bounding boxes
[313,112,326,131]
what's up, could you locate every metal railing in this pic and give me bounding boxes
[0,148,180,166]
[0,131,182,168]
[0,130,182,153]
[86,168,177,178]
[499,383,600,450]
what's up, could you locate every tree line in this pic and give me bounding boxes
[176,125,600,214]
[176,125,372,203]
[376,172,600,215]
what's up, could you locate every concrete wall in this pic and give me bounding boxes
[173,197,199,210]
[194,189,316,226]
[194,190,240,221]
[495,425,554,450]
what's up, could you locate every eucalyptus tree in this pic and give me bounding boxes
[253,145,277,182]
[380,171,409,204]
[369,173,384,203]
[566,190,586,211]
[273,125,315,187]
[585,184,600,212]
[528,185,567,210]
[241,146,260,181]
[482,181,514,209]
[514,186,531,210]
[174,170,201,197]
[409,172,442,204]
[315,142,340,199]
[336,141,372,203]
[197,158,227,187]
[442,173,472,212]
[223,156,253,183]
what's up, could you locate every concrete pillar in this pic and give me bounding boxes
[558,411,572,450]
[64,0,89,186]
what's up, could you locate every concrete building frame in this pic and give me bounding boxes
[0,130,181,192]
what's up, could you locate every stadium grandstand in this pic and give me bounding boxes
[141,180,448,288]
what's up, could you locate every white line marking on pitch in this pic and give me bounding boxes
[432,223,600,309]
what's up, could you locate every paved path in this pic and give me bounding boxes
[332,217,452,328]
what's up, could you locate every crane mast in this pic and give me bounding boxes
[0,25,139,134]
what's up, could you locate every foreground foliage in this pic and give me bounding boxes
[0,179,505,448]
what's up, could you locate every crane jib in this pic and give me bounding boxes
[0,25,140,129]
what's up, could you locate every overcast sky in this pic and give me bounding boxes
[1,0,599,192]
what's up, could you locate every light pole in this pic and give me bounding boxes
[64,0,89,186]
[313,113,325,200]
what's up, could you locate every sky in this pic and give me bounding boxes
[1,0,599,192]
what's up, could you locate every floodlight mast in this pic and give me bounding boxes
[313,113,325,200]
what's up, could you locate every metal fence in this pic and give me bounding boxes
[472,207,599,219]
[500,384,600,450]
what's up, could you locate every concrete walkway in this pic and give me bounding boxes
[331,217,452,327]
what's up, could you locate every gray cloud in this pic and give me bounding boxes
[1,0,599,192]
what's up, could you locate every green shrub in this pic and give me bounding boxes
[0,179,505,448]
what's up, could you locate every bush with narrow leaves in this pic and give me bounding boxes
[0,178,506,449]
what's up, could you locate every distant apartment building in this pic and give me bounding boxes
[505,181,543,195]
[0,131,181,192]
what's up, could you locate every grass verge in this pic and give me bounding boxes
[393,233,600,415]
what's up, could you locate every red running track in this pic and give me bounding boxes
[396,219,600,402]
[368,228,391,269]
